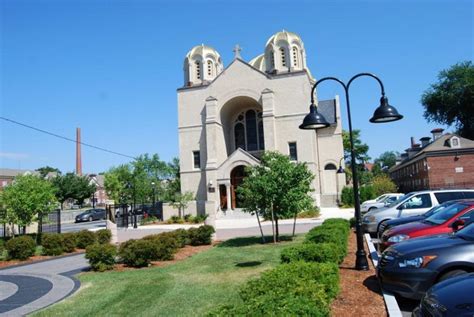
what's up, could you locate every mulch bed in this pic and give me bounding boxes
[0,249,85,269]
[331,230,387,317]
[113,242,218,271]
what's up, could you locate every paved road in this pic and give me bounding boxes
[61,220,106,233]
[0,254,89,316]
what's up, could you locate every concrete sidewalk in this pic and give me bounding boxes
[0,254,89,316]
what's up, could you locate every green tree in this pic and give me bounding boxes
[372,174,398,196]
[163,157,181,201]
[422,61,474,139]
[170,191,194,218]
[104,165,134,204]
[374,151,399,172]
[342,129,370,163]
[237,152,314,242]
[0,175,57,237]
[36,166,61,178]
[52,173,96,208]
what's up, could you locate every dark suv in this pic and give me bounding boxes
[378,223,474,299]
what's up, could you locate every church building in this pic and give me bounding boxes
[177,30,346,218]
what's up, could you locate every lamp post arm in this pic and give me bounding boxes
[347,73,386,96]
[310,77,347,104]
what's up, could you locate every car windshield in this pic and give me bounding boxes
[375,195,388,202]
[456,223,474,241]
[386,193,413,208]
[424,203,467,225]
[423,203,453,218]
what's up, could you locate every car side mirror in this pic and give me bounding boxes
[397,204,404,210]
[452,219,465,232]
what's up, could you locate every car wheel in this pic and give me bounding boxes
[377,220,390,238]
[369,207,377,211]
[88,216,93,222]
[438,269,468,282]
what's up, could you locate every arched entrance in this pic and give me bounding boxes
[230,165,246,209]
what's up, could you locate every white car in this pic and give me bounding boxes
[361,193,404,213]
[362,189,474,234]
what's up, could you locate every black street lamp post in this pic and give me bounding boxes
[126,181,138,229]
[151,182,156,207]
[299,73,403,270]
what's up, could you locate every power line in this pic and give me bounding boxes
[0,116,137,160]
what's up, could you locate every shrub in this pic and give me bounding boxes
[281,243,342,264]
[119,239,156,267]
[41,233,64,256]
[0,239,5,257]
[85,243,117,271]
[143,233,179,260]
[341,186,354,206]
[5,236,36,260]
[61,232,77,253]
[76,230,97,249]
[349,217,357,228]
[172,228,190,247]
[96,229,112,244]
[372,174,397,196]
[298,206,321,218]
[166,216,184,224]
[191,214,208,224]
[188,225,215,246]
[321,218,350,235]
[360,185,376,203]
[140,216,158,225]
[305,227,348,257]
[183,214,192,222]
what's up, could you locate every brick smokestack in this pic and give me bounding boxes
[76,127,82,176]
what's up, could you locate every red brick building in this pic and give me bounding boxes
[390,129,474,193]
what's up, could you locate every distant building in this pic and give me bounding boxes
[389,129,474,192]
[0,168,39,189]
[87,174,109,206]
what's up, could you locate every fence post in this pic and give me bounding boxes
[57,209,61,234]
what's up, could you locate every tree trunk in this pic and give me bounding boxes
[275,216,279,242]
[270,206,276,244]
[292,211,298,237]
[256,211,266,244]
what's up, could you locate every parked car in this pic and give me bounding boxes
[377,222,474,299]
[361,193,404,213]
[379,200,474,251]
[362,189,474,234]
[75,208,106,222]
[412,273,474,317]
[362,193,395,205]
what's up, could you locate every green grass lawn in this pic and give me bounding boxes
[34,235,302,317]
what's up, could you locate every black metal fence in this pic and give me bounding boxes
[40,209,61,234]
[106,202,163,228]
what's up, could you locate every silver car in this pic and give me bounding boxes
[361,193,404,213]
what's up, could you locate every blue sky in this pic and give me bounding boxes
[1,0,473,173]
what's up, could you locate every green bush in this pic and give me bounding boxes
[372,174,397,196]
[41,233,64,256]
[171,229,190,247]
[119,239,156,267]
[183,214,192,222]
[305,226,348,257]
[166,216,184,224]
[61,232,77,253]
[360,185,376,203]
[341,186,354,206]
[140,216,158,225]
[188,225,215,246]
[191,214,208,224]
[143,233,179,261]
[281,243,342,264]
[298,206,321,218]
[349,217,356,228]
[0,239,5,257]
[5,236,36,260]
[96,229,112,244]
[321,218,350,235]
[76,230,97,249]
[85,243,117,271]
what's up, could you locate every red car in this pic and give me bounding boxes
[380,200,474,251]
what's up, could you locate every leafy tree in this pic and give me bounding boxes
[164,157,181,201]
[372,174,398,196]
[0,175,57,237]
[52,173,96,208]
[342,129,370,163]
[104,164,134,204]
[374,151,399,171]
[36,166,61,178]
[237,152,314,242]
[421,61,474,139]
[170,191,194,218]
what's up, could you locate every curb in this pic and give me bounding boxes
[364,233,403,317]
[0,252,86,272]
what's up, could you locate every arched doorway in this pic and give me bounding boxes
[230,165,246,209]
[323,163,338,194]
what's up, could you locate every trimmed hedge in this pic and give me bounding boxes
[281,242,343,264]
[42,233,64,256]
[119,239,156,267]
[5,236,36,260]
[96,229,112,244]
[188,225,215,246]
[76,230,97,249]
[143,233,179,261]
[62,232,77,253]
[86,243,117,271]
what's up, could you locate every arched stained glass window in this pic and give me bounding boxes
[233,110,264,152]
[324,163,337,170]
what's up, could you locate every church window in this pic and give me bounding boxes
[324,163,337,170]
[207,60,213,77]
[289,142,298,161]
[195,61,201,80]
[193,151,201,169]
[270,51,275,68]
[280,47,286,67]
[292,47,299,67]
[233,110,264,152]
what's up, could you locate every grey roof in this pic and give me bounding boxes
[318,99,337,125]
[0,168,38,177]
[390,133,474,172]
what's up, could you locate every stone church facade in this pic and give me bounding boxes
[177,30,345,218]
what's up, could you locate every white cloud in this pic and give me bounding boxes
[0,152,29,160]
